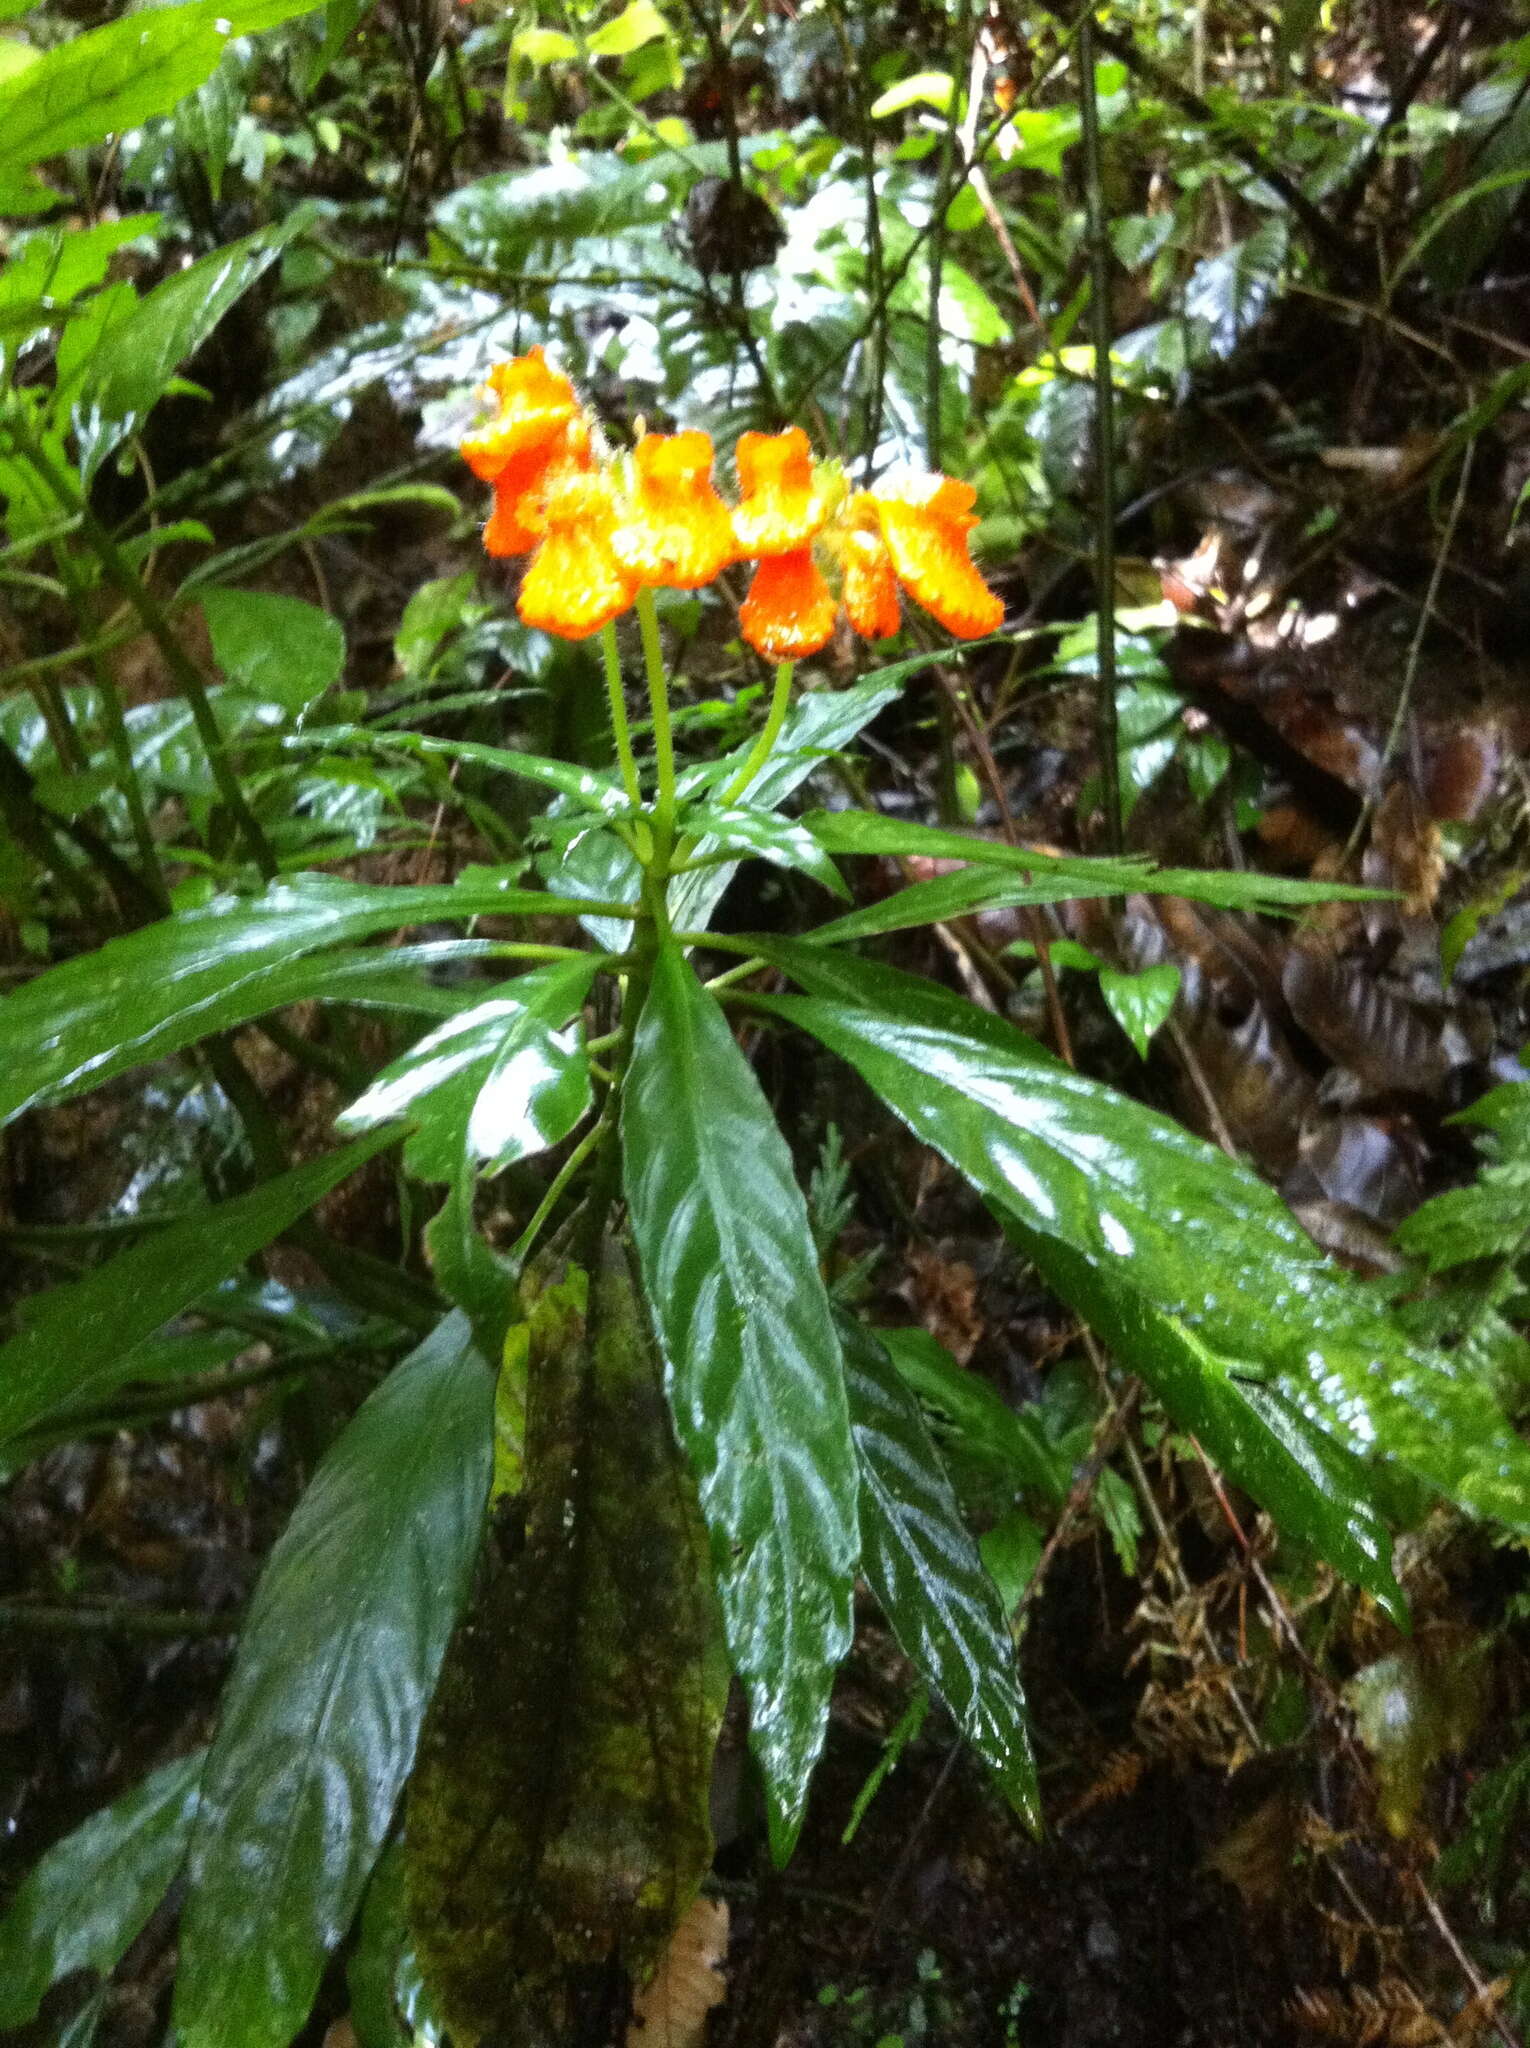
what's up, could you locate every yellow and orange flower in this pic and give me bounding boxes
[460,353,1005,652]
[729,441,1005,659]
[611,431,736,589]
[517,467,639,641]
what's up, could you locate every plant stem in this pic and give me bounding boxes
[721,660,794,805]
[599,620,644,807]
[636,587,677,862]
[1078,12,1123,856]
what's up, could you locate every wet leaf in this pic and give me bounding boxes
[744,939,1530,1530]
[175,1313,493,2048]
[337,958,598,1180]
[622,941,859,1859]
[1099,961,1181,1059]
[200,585,345,715]
[74,215,315,479]
[0,1750,205,2028]
[1395,1080,1530,1272]
[1006,1225,1404,1619]
[0,0,321,209]
[0,873,613,1123]
[406,1245,727,2043]
[842,1320,1039,1827]
[675,800,849,900]
[0,1130,398,1448]
[874,1324,1067,1504]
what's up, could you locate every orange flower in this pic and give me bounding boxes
[837,495,903,641]
[461,347,581,485]
[517,468,639,640]
[482,420,593,558]
[612,431,736,588]
[873,473,1005,639]
[738,547,838,661]
[731,428,835,556]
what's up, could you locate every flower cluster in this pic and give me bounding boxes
[460,348,1005,655]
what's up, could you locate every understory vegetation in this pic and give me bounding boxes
[2,0,1530,2041]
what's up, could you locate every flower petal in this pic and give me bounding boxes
[461,346,582,485]
[481,421,592,558]
[738,547,837,661]
[873,473,1005,639]
[517,470,639,639]
[732,427,833,556]
[611,431,736,587]
[839,499,902,641]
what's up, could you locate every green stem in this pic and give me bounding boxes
[721,660,794,806]
[636,587,677,864]
[599,620,644,807]
[509,1108,613,1271]
[52,541,168,911]
[1,404,279,880]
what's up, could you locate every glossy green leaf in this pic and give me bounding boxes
[175,1312,493,2048]
[1008,1224,1403,1619]
[874,1324,1067,1504]
[676,801,849,900]
[0,873,620,1123]
[423,1162,515,1362]
[201,585,344,714]
[801,811,1382,944]
[550,669,910,953]
[0,1749,205,2028]
[841,1320,1039,1826]
[745,940,1530,1530]
[74,214,314,478]
[0,0,322,209]
[0,1130,397,1448]
[346,1847,411,2048]
[406,1246,725,2043]
[621,941,859,1859]
[338,958,598,1179]
[1099,961,1181,1059]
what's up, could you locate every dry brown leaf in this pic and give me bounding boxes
[901,1241,984,1365]
[628,1895,729,2048]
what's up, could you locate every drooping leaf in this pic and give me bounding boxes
[744,939,1530,1530]
[337,957,599,1179]
[0,1130,398,1448]
[200,584,345,714]
[841,1320,1039,1826]
[0,1750,205,2028]
[1099,961,1181,1059]
[1005,1223,1404,1619]
[0,872,620,1123]
[406,1245,726,2043]
[174,1313,493,2048]
[622,941,859,1858]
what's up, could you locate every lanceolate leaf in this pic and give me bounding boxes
[0,1130,398,1448]
[622,941,859,1859]
[174,1313,493,2048]
[0,873,619,1124]
[1006,1225,1404,1620]
[745,940,1530,1531]
[841,1321,1039,1828]
[0,1750,205,2028]
[675,801,849,901]
[337,957,599,1179]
